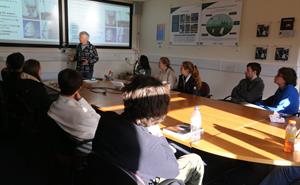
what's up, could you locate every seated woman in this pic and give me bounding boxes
[16,59,51,131]
[176,61,202,95]
[133,55,151,76]
[92,75,204,185]
[157,57,177,89]
[256,67,299,115]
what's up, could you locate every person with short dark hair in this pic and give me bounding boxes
[133,55,151,76]
[1,52,25,81]
[73,31,99,79]
[92,75,204,185]
[230,62,265,103]
[48,69,100,141]
[2,52,25,105]
[16,59,50,131]
[157,57,177,89]
[256,67,299,115]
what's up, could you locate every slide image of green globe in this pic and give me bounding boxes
[206,14,233,37]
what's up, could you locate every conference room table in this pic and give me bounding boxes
[45,80,300,166]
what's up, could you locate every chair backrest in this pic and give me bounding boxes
[46,117,92,156]
[195,81,211,98]
[79,153,143,185]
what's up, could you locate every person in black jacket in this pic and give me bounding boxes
[230,62,265,103]
[1,52,24,82]
[92,75,204,185]
[2,52,25,103]
[133,55,151,76]
[177,61,202,95]
[16,59,51,132]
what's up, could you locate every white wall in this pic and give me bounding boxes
[140,0,300,99]
[0,47,137,80]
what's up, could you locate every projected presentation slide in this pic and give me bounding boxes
[67,0,131,47]
[0,0,60,45]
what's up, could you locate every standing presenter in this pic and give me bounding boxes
[73,31,99,79]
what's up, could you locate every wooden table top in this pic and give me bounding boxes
[45,80,300,166]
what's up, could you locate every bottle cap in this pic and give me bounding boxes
[288,120,296,125]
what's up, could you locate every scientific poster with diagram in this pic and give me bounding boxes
[199,0,242,46]
[170,5,202,45]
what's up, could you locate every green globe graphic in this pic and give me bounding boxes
[206,14,233,37]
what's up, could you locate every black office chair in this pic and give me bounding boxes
[46,117,92,185]
[194,81,212,98]
[76,152,144,185]
[77,152,185,185]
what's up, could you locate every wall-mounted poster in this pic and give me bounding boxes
[275,47,289,61]
[256,24,269,37]
[157,24,165,41]
[255,47,268,60]
[170,5,202,45]
[199,0,242,46]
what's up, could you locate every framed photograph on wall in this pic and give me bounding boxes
[279,17,295,37]
[275,47,289,61]
[256,24,269,37]
[255,47,268,60]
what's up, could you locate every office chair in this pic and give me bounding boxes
[194,81,212,98]
[76,152,144,185]
[77,152,185,185]
[46,117,92,185]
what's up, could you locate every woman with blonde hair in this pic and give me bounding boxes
[177,61,202,95]
[157,57,177,89]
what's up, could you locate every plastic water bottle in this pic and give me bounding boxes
[190,106,202,142]
[284,120,297,153]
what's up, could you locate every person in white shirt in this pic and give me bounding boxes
[156,57,177,89]
[48,69,100,141]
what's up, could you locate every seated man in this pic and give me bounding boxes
[48,69,100,141]
[2,52,25,103]
[256,67,299,115]
[230,62,265,103]
[1,52,25,82]
[92,75,204,185]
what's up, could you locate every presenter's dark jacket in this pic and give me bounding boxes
[74,42,99,73]
[92,111,179,184]
[231,77,265,103]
